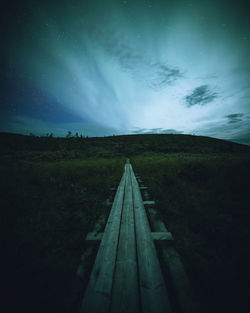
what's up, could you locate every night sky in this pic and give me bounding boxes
[1,0,250,144]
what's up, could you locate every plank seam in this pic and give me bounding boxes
[109,164,129,313]
[130,164,143,313]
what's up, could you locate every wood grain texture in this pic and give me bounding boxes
[85,232,103,241]
[80,165,127,313]
[151,232,174,241]
[110,164,139,313]
[148,202,201,313]
[81,161,173,313]
[130,165,172,313]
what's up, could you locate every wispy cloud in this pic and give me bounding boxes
[94,31,183,90]
[4,1,249,145]
[185,85,218,107]
[193,113,250,145]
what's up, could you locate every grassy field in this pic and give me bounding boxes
[131,153,250,313]
[1,155,124,313]
[1,132,250,313]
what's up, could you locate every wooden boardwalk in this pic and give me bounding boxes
[80,160,173,313]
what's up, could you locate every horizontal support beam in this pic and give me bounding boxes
[86,231,173,242]
[151,232,174,241]
[143,200,155,205]
[85,232,103,241]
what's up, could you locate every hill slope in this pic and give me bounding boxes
[1,132,250,158]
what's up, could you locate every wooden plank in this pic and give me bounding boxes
[147,201,202,313]
[151,232,174,241]
[80,165,128,313]
[77,213,107,280]
[76,247,94,281]
[110,164,139,313]
[143,201,155,205]
[85,232,103,242]
[130,164,173,313]
[86,231,174,242]
[162,247,202,313]
[147,207,169,232]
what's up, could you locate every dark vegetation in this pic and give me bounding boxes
[1,132,250,313]
[132,153,250,313]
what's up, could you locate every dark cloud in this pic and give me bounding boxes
[185,85,218,107]
[132,128,183,134]
[150,64,182,90]
[132,128,148,134]
[147,128,163,132]
[226,113,244,123]
[161,129,183,134]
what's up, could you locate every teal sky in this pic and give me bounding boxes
[1,0,250,144]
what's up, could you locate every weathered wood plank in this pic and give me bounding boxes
[130,165,172,313]
[80,165,128,313]
[143,201,155,205]
[147,200,202,313]
[147,207,169,232]
[151,232,174,241]
[85,231,174,242]
[85,232,103,242]
[110,164,139,313]
[86,231,174,242]
[162,247,201,313]
[77,213,107,280]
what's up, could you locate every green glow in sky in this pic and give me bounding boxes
[2,0,250,143]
